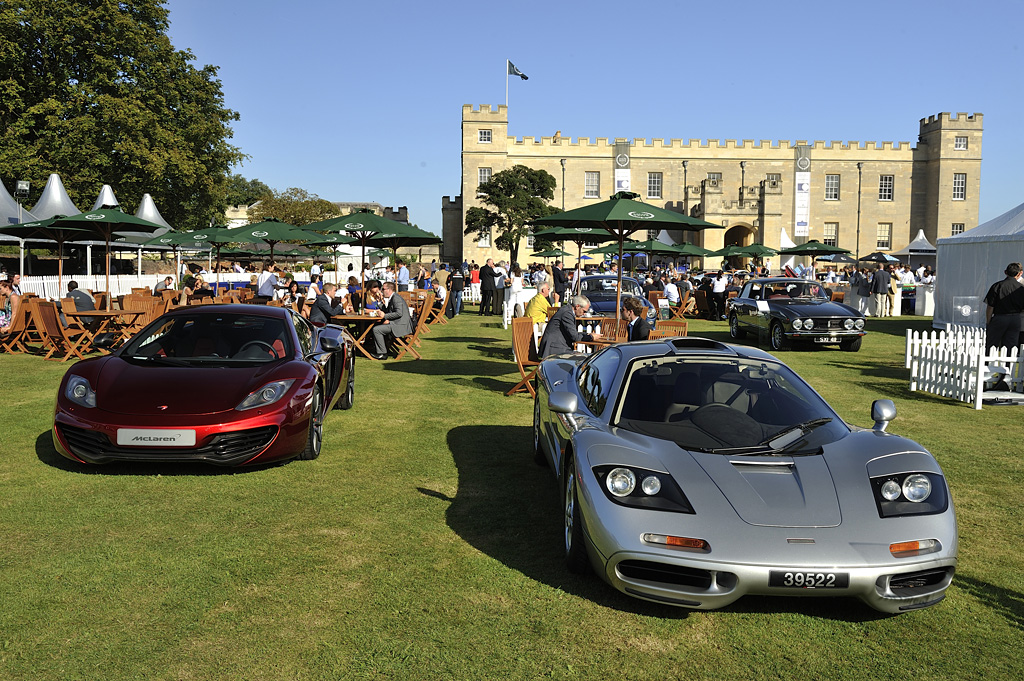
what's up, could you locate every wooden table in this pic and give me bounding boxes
[329,313,386,360]
[66,310,144,354]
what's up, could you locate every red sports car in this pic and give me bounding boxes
[52,304,355,466]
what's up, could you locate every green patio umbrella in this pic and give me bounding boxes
[52,208,167,309]
[0,215,91,291]
[778,240,850,256]
[367,222,442,274]
[735,243,778,258]
[326,209,419,294]
[531,248,575,259]
[142,231,214,286]
[708,244,750,258]
[531,225,620,286]
[304,232,358,284]
[187,226,265,292]
[533,191,722,318]
[234,218,321,262]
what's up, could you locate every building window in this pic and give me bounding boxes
[478,229,491,248]
[526,234,535,248]
[478,167,492,187]
[823,222,838,247]
[707,172,722,184]
[954,136,968,150]
[478,129,491,143]
[952,223,965,236]
[647,172,663,199]
[953,173,966,201]
[877,223,892,250]
[878,175,894,201]
[825,174,840,200]
[584,171,600,198]
[766,173,781,183]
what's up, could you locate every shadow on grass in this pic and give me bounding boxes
[35,431,286,476]
[443,424,889,621]
[954,574,1024,632]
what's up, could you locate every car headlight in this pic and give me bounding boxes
[844,318,855,330]
[855,318,865,330]
[593,465,694,513]
[236,379,296,411]
[65,375,96,408]
[871,473,947,517]
[802,318,815,330]
[792,319,804,330]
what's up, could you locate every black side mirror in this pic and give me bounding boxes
[319,336,341,352]
[92,333,117,349]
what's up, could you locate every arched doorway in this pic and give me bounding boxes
[720,223,756,270]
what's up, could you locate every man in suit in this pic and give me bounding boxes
[309,283,348,326]
[869,266,891,317]
[622,297,651,341]
[538,295,601,357]
[478,258,497,316]
[551,261,568,303]
[370,281,413,359]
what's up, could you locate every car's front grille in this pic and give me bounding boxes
[617,560,714,589]
[57,424,278,465]
[823,319,844,329]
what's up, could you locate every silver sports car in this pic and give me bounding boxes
[533,337,957,613]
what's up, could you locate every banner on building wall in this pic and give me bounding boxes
[614,141,630,192]
[794,171,810,237]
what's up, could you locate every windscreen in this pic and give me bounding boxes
[121,313,292,364]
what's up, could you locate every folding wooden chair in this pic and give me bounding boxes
[647,328,679,340]
[647,290,665,307]
[392,308,428,361]
[506,316,540,397]
[693,290,712,319]
[33,300,87,362]
[656,319,688,336]
[0,299,31,354]
[669,291,691,320]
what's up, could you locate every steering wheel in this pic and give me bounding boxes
[238,340,279,359]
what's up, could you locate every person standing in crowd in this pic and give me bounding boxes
[984,262,1024,351]
[552,260,568,303]
[492,260,508,316]
[622,297,651,341]
[257,262,284,301]
[538,294,601,357]
[885,264,900,316]
[710,270,728,320]
[525,281,552,323]
[869,266,891,317]
[434,263,449,289]
[396,259,410,292]
[478,258,497,316]
[449,267,465,315]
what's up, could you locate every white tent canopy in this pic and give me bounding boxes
[91,184,120,210]
[893,228,937,256]
[935,201,1024,327]
[31,173,80,219]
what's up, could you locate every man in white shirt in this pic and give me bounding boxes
[663,277,680,305]
[257,262,283,299]
[711,271,729,320]
[310,262,322,277]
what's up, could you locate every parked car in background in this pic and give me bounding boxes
[727,278,866,351]
[577,275,657,319]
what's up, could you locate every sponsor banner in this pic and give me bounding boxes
[615,168,631,192]
[794,171,810,237]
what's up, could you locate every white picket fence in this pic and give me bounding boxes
[906,325,1024,409]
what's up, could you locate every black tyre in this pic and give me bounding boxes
[729,313,746,339]
[840,336,863,352]
[770,322,789,351]
[533,393,547,467]
[298,386,323,460]
[337,357,355,410]
[563,457,590,574]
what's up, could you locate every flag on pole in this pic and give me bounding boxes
[507,60,528,80]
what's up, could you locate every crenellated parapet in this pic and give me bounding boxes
[919,112,983,134]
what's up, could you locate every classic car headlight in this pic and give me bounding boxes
[871,473,947,518]
[66,375,97,408]
[792,319,804,330]
[844,318,856,330]
[236,379,296,411]
[855,318,865,330]
[802,318,815,330]
[593,465,694,513]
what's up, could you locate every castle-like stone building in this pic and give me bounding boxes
[442,105,982,266]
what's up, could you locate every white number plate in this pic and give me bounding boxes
[813,336,838,343]
[769,570,849,589]
[116,428,197,447]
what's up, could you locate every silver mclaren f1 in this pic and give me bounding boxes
[533,337,956,613]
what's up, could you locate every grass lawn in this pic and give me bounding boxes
[1,310,1021,680]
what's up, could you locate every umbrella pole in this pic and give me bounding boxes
[57,241,64,293]
[215,245,222,294]
[615,230,624,322]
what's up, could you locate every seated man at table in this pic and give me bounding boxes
[153,276,174,294]
[369,281,413,360]
[309,283,348,326]
[525,281,552,323]
[622,296,651,341]
[61,280,97,329]
[538,294,601,358]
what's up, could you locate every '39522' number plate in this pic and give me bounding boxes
[769,571,850,589]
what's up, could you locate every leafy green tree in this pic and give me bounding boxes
[225,174,272,207]
[246,187,339,227]
[0,0,244,230]
[464,165,559,264]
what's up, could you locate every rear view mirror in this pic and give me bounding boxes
[871,399,897,431]
[319,336,340,352]
[92,333,117,349]
[548,391,578,415]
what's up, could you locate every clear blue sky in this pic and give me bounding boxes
[166,0,1023,236]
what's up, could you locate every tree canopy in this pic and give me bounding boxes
[0,0,244,229]
[463,165,559,264]
[225,174,272,207]
[246,187,339,227]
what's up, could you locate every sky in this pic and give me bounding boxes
[165,0,1023,236]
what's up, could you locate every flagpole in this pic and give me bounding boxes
[505,59,509,107]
